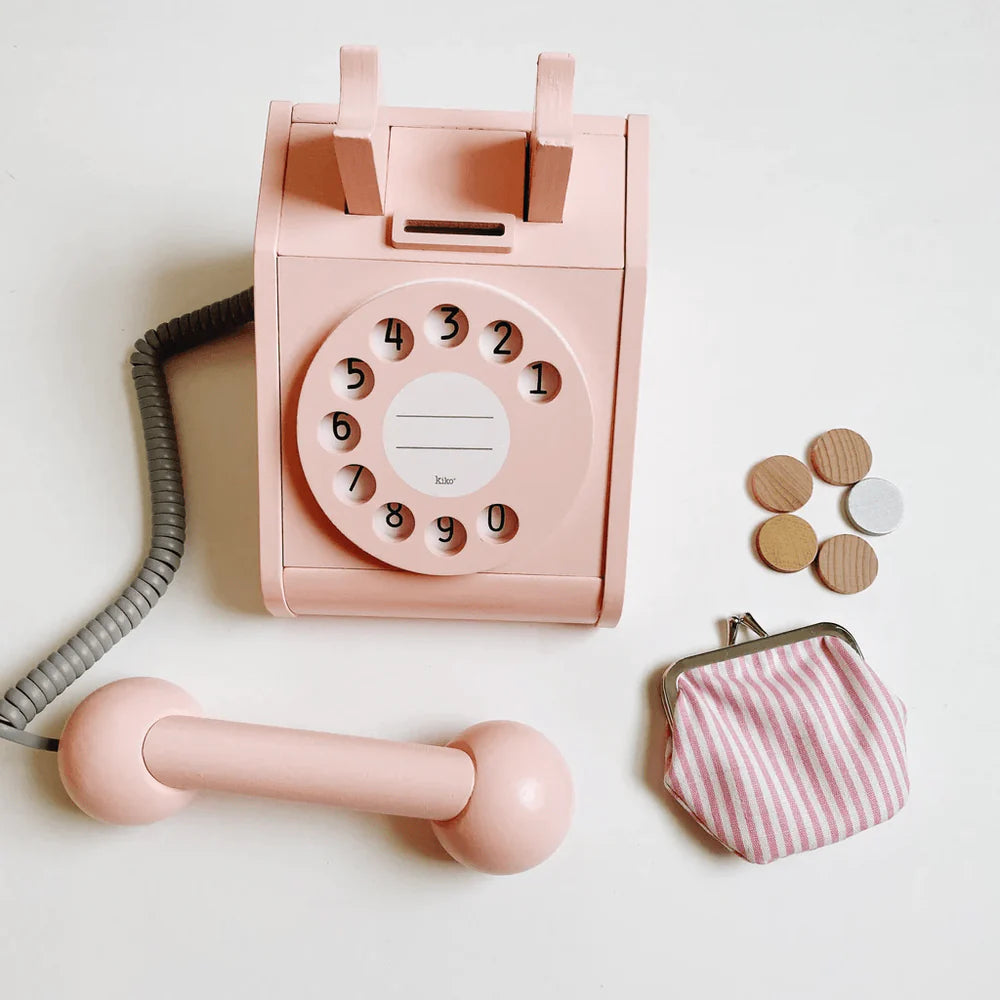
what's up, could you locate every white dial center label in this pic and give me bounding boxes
[383,372,510,498]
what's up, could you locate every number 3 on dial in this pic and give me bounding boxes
[430,305,467,347]
[440,308,460,340]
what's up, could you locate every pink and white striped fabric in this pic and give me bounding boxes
[664,636,908,864]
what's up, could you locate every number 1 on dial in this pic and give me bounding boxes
[519,362,562,403]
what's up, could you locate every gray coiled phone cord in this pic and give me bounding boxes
[0,288,254,752]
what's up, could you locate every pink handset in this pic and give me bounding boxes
[59,678,573,875]
[256,46,648,626]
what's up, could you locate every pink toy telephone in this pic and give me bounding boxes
[257,46,648,626]
[0,47,648,874]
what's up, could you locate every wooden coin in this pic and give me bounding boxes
[756,514,818,573]
[810,429,872,485]
[846,477,904,535]
[751,455,814,512]
[817,534,878,594]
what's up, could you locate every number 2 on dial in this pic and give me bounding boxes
[492,321,513,355]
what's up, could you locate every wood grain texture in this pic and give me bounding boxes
[750,455,814,512]
[755,514,818,573]
[817,534,878,594]
[810,428,873,485]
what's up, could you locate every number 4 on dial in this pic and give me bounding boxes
[385,319,403,351]
[374,318,413,361]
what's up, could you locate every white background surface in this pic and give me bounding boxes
[1,2,997,996]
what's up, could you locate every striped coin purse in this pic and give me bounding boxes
[661,614,908,864]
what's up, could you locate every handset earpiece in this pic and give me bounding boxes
[57,678,573,875]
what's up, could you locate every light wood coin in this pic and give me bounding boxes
[751,455,814,512]
[810,428,872,485]
[817,534,878,594]
[846,477,904,535]
[756,514,818,573]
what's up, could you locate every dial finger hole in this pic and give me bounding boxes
[518,361,561,403]
[425,304,468,348]
[319,411,361,452]
[374,502,415,542]
[334,464,376,504]
[480,320,523,364]
[371,318,414,361]
[425,516,467,556]
[332,358,374,400]
[478,504,518,543]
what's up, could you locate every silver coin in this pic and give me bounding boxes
[846,477,904,535]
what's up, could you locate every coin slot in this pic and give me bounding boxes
[404,219,506,238]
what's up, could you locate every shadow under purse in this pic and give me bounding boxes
[660,614,909,864]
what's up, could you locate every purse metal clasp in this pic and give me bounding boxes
[660,613,863,728]
[726,612,769,646]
